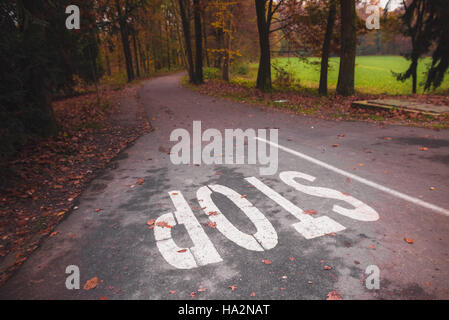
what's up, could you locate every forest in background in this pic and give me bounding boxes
[1,0,449,159]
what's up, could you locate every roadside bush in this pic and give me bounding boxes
[203,67,221,80]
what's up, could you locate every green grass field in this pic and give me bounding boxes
[240,56,449,95]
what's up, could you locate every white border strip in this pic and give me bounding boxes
[255,137,449,217]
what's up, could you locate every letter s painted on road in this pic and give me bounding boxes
[279,171,379,222]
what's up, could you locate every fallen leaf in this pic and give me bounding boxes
[404,237,414,244]
[15,257,27,265]
[289,257,295,261]
[198,288,207,292]
[83,277,98,290]
[146,219,155,226]
[99,296,109,300]
[50,231,59,237]
[177,249,187,253]
[324,265,333,270]
[208,211,218,216]
[189,292,196,298]
[250,292,256,297]
[332,144,339,148]
[156,221,172,228]
[229,285,237,291]
[205,221,217,229]
[95,208,103,213]
[326,290,343,300]
[304,209,317,215]
[169,290,176,294]
[262,259,272,265]
[419,147,429,151]
[136,178,145,185]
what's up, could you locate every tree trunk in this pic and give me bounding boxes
[178,0,196,82]
[132,30,140,78]
[193,0,204,84]
[222,15,231,81]
[21,0,57,136]
[336,0,356,96]
[104,45,112,76]
[255,0,272,92]
[116,0,134,82]
[319,0,337,96]
[222,35,230,81]
[411,57,418,94]
[215,29,224,68]
[202,10,210,67]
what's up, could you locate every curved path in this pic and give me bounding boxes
[1,73,448,300]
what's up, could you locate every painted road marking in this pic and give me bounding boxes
[197,184,278,251]
[246,176,346,239]
[256,137,449,217]
[155,191,222,269]
[280,171,379,222]
[155,171,381,269]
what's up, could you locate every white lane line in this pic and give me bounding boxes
[255,137,449,217]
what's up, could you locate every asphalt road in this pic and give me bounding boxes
[1,73,448,300]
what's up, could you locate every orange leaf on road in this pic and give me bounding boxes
[156,221,172,228]
[304,209,317,215]
[205,221,217,229]
[326,290,343,300]
[83,277,98,290]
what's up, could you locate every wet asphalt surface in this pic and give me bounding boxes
[1,73,448,300]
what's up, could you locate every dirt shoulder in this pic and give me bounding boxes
[0,83,152,286]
